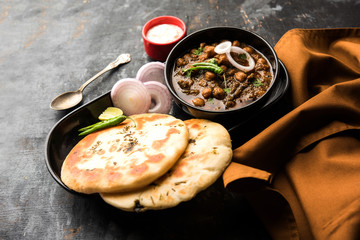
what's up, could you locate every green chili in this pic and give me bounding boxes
[78,122,102,132]
[192,62,219,67]
[183,61,223,75]
[78,115,127,136]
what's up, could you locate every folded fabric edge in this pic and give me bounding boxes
[223,162,272,192]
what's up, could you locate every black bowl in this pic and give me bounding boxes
[165,27,280,119]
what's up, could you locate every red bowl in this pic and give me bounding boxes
[142,16,187,61]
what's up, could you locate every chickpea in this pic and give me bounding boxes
[220,65,227,72]
[232,40,241,47]
[257,58,267,64]
[255,61,270,71]
[225,100,236,109]
[234,71,247,82]
[203,45,216,57]
[217,54,230,66]
[199,52,210,61]
[177,79,194,89]
[202,87,212,99]
[251,53,260,62]
[213,87,225,100]
[176,58,187,67]
[183,53,192,61]
[192,97,205,107]
[199,79,207,87]
[226,68,236,76]
[205,71,216,81]
[243,46,254,54]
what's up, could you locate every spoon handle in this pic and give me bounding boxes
[78,53,131,92]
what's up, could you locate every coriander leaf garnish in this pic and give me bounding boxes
[223,88,231,94]
[239,53,247,60]
[208,58,218,65]
[253,78,263,87]
[193,47,203,55]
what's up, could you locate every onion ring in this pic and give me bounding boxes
[110,78,151,115]
[143,81,172,114]
[226,46,255,72]
[214,41,232,54]
[215,41,255,72]
[136,62,165,84]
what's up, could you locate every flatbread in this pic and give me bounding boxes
[61,113,189,194]
[100,119,232,211]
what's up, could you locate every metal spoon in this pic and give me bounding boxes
[50,53,131,110]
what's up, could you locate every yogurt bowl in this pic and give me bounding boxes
[142,16,187,61]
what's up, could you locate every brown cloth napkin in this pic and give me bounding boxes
[223,28,360,240]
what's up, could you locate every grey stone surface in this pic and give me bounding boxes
[0,0,358,239]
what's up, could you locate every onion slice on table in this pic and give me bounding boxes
[111,78,151,115]
[136,62,165,84]
[143,81,172,114]
[214,41,255,72]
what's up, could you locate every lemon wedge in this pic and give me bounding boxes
[98,107,124,121]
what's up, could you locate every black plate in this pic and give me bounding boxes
[45,60,289,193]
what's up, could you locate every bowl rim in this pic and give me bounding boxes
[165,26,280,114]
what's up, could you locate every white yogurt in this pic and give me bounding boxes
[146,24,183,44]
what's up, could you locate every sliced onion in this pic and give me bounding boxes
[214,41,232,54]
[215,41,255,72]
[136,62,165,84]
[111,78,151,115]
[226,46,255,72]
[143,81,172,114]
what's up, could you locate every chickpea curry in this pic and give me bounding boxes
[172,40,273,111]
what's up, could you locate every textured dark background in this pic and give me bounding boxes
[0,0,359,239]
